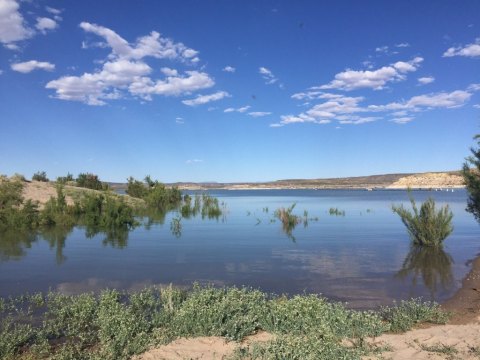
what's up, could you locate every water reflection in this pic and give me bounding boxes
[85,225,130,249]
[40,226,73,264]
[0,229,37,261]
[396,246,454,299]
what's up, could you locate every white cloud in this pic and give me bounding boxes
[375,45,389,53]
[474,104,480,109]
[0,0,33,45]
[175,117,184,124]
[259,66,278,84]
[279,87,474,127]
[46,23,215,105]
[418,76,435,85]
[443,38,480,58]
[222,66,235,73]
[182,90,230,106]
[160,67,178,76]
[468,83,480,92]
[186,159,203,164]
[390,117,413,124]
[395,43,410,48]
[338,116,380,125]
[35,17,57,34]
[11,60,55,73]
[376,90,472,110]
[45,6,62,15]
[248,111,272,117]
[224,105,250,113]
[79,22,199,63]
[319,57,423,91]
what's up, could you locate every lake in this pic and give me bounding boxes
[0,189,478,309]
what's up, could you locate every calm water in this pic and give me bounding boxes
[1,189,479,309]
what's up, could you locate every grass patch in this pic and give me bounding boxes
[0,286,449,360]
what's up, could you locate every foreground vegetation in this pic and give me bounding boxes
[0,285,449,360]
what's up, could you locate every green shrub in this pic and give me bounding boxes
[0,180,39,229]
[56,173,74,184]
[463,134,480,221]
[392,196,453,246]
[170,285,268,341]
[32,171,49,182]
[125,177,148,198]
[380,298,449,332]
[76,173,107,190]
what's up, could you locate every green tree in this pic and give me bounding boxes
[462,134,480,221]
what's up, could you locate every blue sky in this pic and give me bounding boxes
[0,0,479,183]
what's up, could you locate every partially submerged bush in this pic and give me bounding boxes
[274,203,301,239]
[392,196,453,246]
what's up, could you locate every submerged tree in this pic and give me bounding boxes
[462,134,480,222]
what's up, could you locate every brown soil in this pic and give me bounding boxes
[22,181,74,208]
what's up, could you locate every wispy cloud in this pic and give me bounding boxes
[175,117,184,124]
[224,105,250,113]
[11,60,55,73]
[443,38,480,58]
[182,91,230,106]
[222,65,235,73]
[318,57,423,91]
[259,66,278,84]
[248,111,272,117]
[186,159,203,164]
[417,76,435,85]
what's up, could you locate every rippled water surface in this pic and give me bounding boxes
[1,189,478,308]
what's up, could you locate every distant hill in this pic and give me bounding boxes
[162,171,465,190]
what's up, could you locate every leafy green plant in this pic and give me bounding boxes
[392,196,453,246]
[380,298,449,332]
[463,134,480,222]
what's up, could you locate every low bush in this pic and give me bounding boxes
[76,173,108,191]
[380,298,449,332]
[32,171,49,182]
